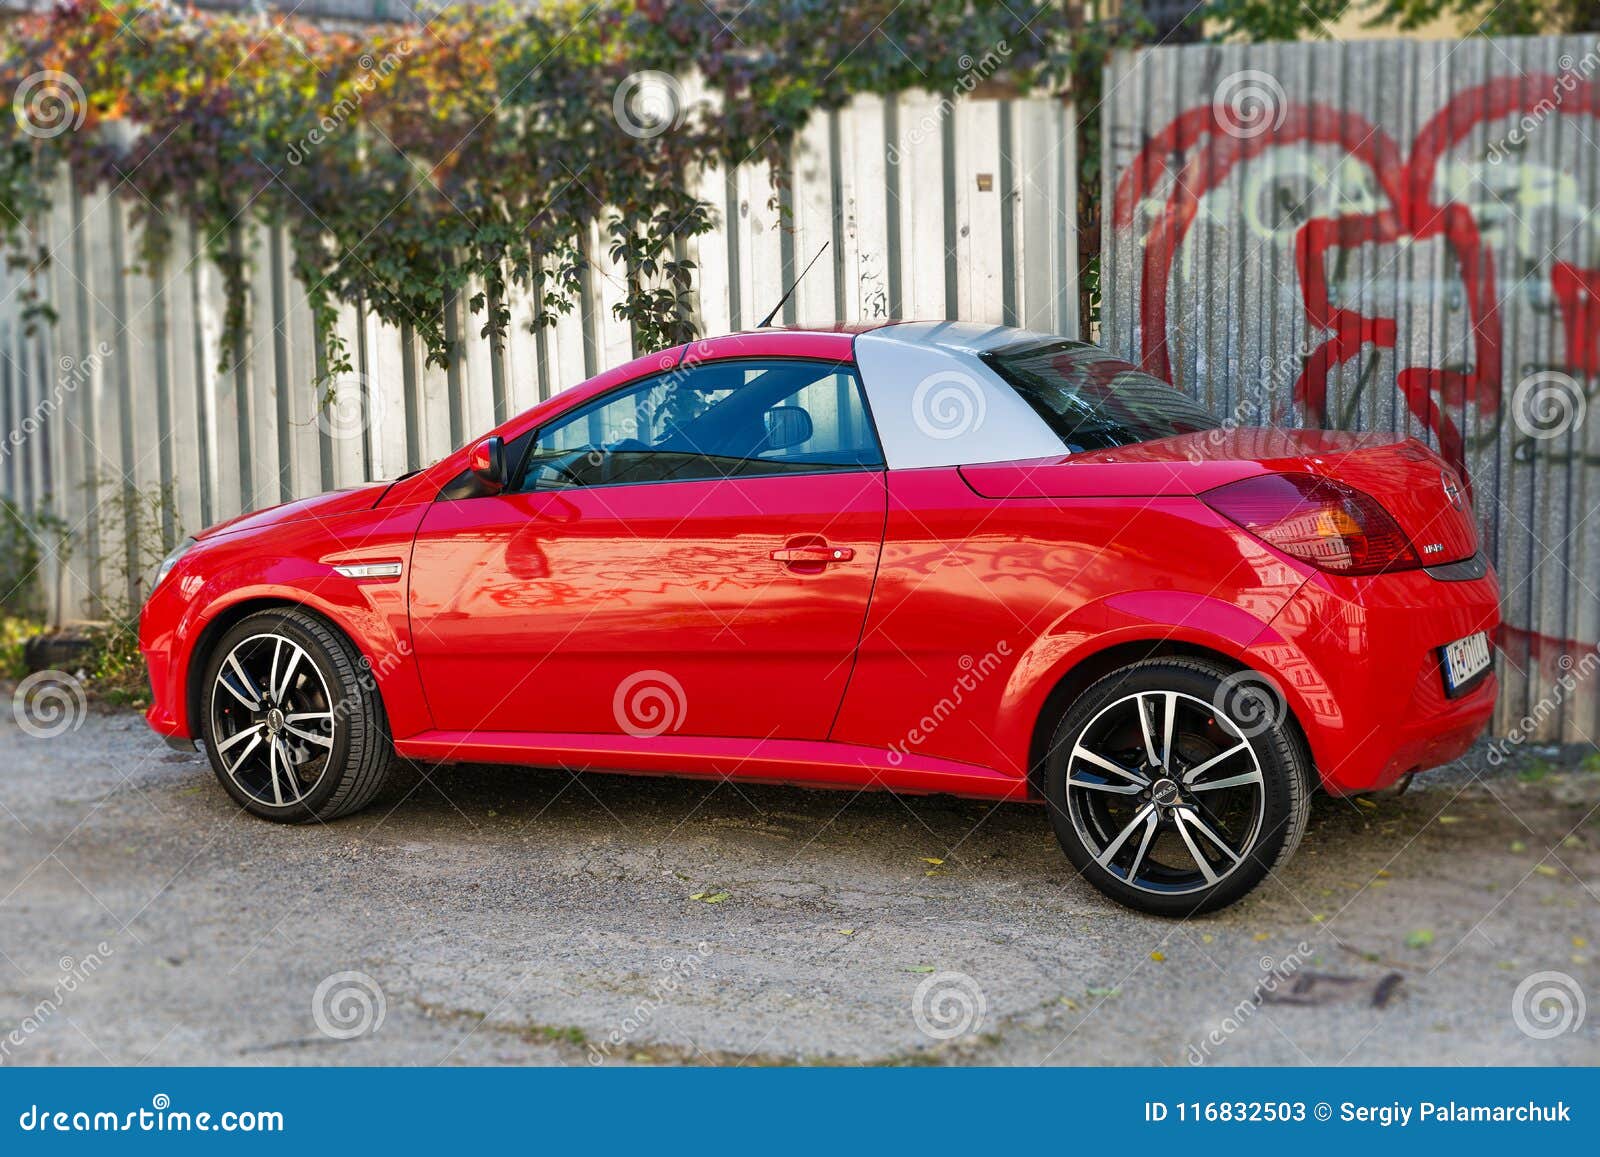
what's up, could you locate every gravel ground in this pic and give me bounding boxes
[0,702,1596,1067]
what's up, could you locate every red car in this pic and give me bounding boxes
[140,323,1499,914]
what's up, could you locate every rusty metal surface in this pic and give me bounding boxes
[1104,36,1600,742]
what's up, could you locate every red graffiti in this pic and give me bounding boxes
[1496,623,1599,684]
[1113,77,1600,483]
[1551,261,1600,376]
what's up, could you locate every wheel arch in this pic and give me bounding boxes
[186,598,326,737]
[1024,639,1315,800]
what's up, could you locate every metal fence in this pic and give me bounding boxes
[0,91,1078,624]
[1103,36,1600,743]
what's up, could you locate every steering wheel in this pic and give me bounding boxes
[535,448,593,487]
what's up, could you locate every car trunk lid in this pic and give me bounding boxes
[958,428,1479,564]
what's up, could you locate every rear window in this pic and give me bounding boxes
[980,340,1220,452]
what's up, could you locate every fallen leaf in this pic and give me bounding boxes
[1253,932,1270,942]
[1086,986,1120,998]
[1201,933,1215,944]
[1405,929,1434,950]
[1355,797,1378,811]
[1058,996,1080,1010]
[920,857,944,866]
[1535,865,1560,878]
[1509,840,1528,853]
[1375,869,1392,879]
[837,929,855,936]
[690,890,731,904]
[1150,950,1166,962]
[1438,815,1463,825]
[905,965,936,973]
[1574,936,1589,949]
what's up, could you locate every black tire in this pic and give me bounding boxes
[1042,657,1312,917]
[199,607,395,823]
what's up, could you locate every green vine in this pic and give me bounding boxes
[0,0,1065,394]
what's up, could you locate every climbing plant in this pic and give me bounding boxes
[0,0,1062,394]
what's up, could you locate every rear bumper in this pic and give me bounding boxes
[1246,556,1500,794]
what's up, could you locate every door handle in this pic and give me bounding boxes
[770,545,855,564]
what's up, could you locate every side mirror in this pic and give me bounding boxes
[468,435,508,491]
[762,405,814,452]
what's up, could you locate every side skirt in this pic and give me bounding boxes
[391,731,1033,801]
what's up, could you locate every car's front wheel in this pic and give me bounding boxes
[1043,657,1312,916]
[199,608,395,822]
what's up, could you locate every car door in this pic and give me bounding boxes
[407,357,888,739]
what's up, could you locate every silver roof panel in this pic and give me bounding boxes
[853,324,1066,469]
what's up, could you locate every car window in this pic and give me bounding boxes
[981,339,1220,453]
[513,359,884,491]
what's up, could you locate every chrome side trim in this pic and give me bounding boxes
[333,562,404,579]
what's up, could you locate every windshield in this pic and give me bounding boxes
[980,339,1220,452]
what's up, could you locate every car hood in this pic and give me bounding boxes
[195,480,394,541]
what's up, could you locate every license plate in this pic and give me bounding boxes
[1441,631,1492,695]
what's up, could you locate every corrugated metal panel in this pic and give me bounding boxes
[0,92,1077,623]
[1104,36,1600,742]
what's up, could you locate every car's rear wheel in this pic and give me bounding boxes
[1043,657,1311,916]
[199,608,395,823]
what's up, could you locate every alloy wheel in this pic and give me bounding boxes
[208,632,338,808]
[1063,690,1266,896]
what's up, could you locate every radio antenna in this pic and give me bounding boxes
[757,242,830,328]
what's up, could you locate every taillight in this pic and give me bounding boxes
[1202,473,1421,576]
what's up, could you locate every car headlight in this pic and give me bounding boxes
[153,536,197,593]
